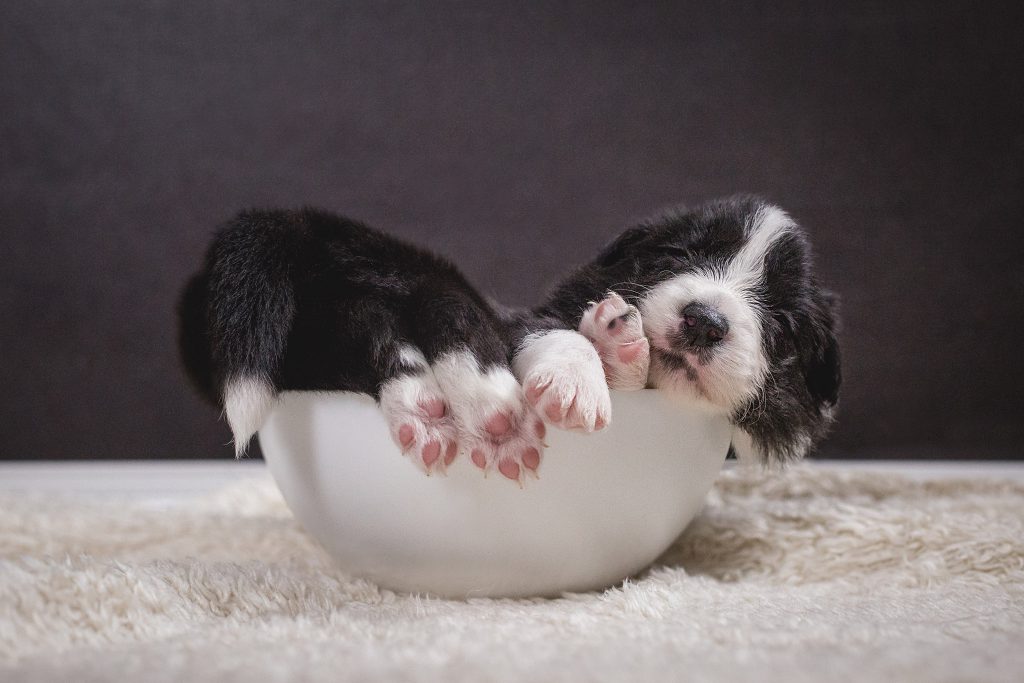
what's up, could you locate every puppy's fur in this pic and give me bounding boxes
[179,196,839,472]
[179,208,543,477]
[527,196,841,463]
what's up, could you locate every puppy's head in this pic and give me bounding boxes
[598,196,841,464]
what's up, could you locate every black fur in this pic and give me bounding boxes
[179,208,514,406]
[179,196,840,463]
[524,195,842,463]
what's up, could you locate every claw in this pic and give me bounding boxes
[525,380,549,405]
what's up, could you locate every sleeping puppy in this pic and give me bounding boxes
[516,195,841,465]
[179,196,839,481]
[178,208,551,481]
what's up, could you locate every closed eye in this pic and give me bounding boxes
[662,245,694,260]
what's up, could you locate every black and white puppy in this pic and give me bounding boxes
[520,195,841,465]
[179,208,552,481]
[179,196,839,481]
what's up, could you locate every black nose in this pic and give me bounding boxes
[680,302,729,348]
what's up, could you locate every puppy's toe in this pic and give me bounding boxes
[431,353,548,484]
[580,293,651,391]
[516,330,613,433]
[380,371,460,475]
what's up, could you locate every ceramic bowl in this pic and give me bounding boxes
[259,389,730,598]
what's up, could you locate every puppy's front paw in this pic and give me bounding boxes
[579,292,650,391]
[515,330,612,433]
[433,353,546,484]
[379,371,460,474]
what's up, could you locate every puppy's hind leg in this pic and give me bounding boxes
[377,344,460,475]
[410,290,546,484]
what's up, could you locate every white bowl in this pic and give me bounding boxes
[259,390,731,598]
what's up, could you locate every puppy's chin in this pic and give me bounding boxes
[648,346,815,466]
[647,344,759,414]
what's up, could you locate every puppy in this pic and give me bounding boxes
[178,208,554,482]
[179,196,839,482]
[515,195,841,464]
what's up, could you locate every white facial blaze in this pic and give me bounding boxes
[726,205,795,290]
[640,205,795,411]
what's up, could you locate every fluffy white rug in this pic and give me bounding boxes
[1,465,1022,682]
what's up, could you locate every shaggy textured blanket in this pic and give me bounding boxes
[1,466,1022,682]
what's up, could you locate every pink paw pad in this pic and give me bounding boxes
[398,424,415,449]
[580,292,650,391]
[421,441,441,468]
[529,375,604,432]
[380,375,460,476]
[464,405,546,484]
[444,442,458,466]
[421,398,446,418]
[522,447,541,471]
[498,459,521,481]
[485,412,512,436]
[595,300,626,335]
[471,449,487,469]
[616,338,648,364]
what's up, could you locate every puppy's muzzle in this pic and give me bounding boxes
[679,302,729,348]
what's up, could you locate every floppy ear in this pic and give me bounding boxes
[729,427,765,466]
[729,395,818,467]
[731,289,841,466]
[729,397,813,467]
[595,225,655,268]
[803,289,842,412]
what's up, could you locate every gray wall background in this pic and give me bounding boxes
[2,1,1022,460]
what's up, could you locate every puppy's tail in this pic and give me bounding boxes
[178,211,298,456]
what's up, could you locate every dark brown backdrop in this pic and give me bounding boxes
[2,1,1023,460]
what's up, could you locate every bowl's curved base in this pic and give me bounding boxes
[260,390,731,598]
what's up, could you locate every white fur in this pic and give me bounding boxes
[397,344,428,371]
[640,204,795,412]
[513,330,612,430]
[378,369,444,432]
[223,376,275,457]
[378,363,456,470]
[5,468,1024,681]
[642,275,764,409]
[728,204,795,289]
[431,350,542,477]
[431,351,522,432]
